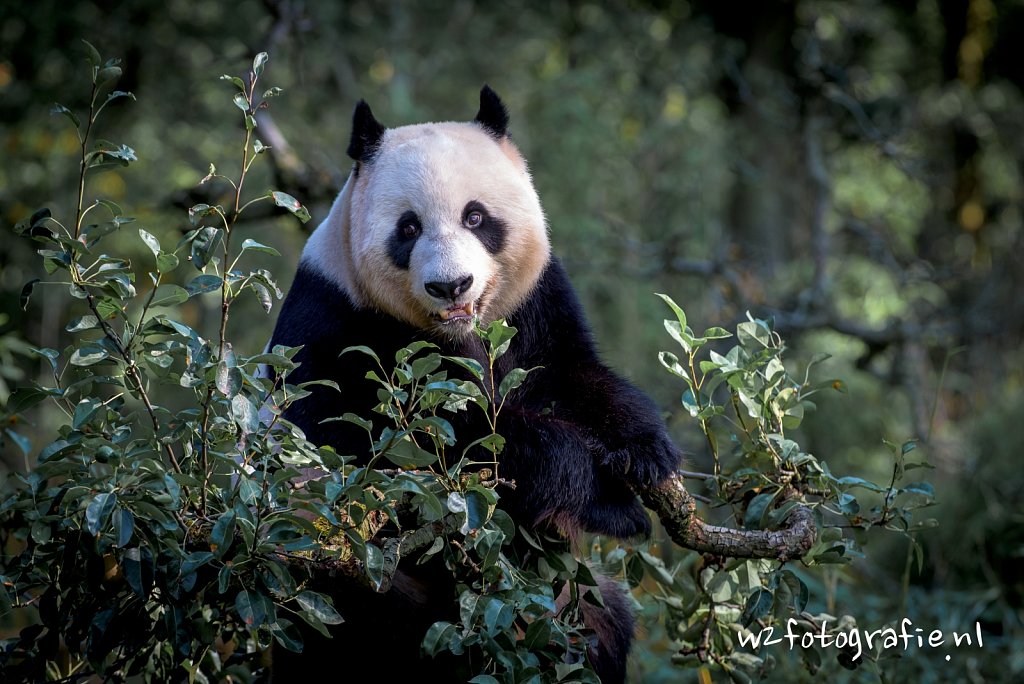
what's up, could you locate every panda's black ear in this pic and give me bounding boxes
[474,85,509,139]
[347,100,387,163]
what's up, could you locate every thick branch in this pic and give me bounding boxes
[638,471,817,562]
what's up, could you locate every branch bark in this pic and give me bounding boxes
[638,471,817,562]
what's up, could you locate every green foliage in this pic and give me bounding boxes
[639,295,935,679]
[0,48,349,681]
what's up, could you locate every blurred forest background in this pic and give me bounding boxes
[1,0,1022,681]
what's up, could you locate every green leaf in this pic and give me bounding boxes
[342,345,380,363]
[248,352,297,371]
[19,279,40,311]
[72,397,103,429]
[523,618,552,650]
[50,103,81,130]
[32,347,59,374]
[663,320,693,353]
[422,621,457,657]
[220,74,245,91]
[737,318,771,348]
[483,598,515,635]
[103,90,135,107]
[253,52,269,76]
[5,386,60,414]
[263,87,283,99]
[656,292,687,331]
[87,141,136,168]
[482,320,517,358]
[836,476,887,493]
[216,362,243,398]
[638,550,675,586]
[233,92,250,112]
[442,355,484,380]
[236,588,273,628]
[498,366,537,398]
[383,436,438,468]
[240,238,281,257]
[4,429,31,456]
[70,343,110,366]
[14,207,53,235]
[702,326,732,340]
[270,191,311,223]
[658,351,690,381]
[740,587,773,626]
[365,543,384,589]
[96,65,122,86]
[149,284,189,307]
[186,274,223,296]
[113,508,134,547]
[188,204,222,228]
[464,488,493,533]
[231,394,260,435]
[139,228,161,258]
[295,591,344,625]
[743,491,776,529]
[469,676,500,684]
[210,510,236,558]
[779,570,809,613]
[156,252,179,273]
[270,618,304,653]
[900,481,935,498]
[82,40,102,68]
[86,492,117,535]
[66,315,99,334]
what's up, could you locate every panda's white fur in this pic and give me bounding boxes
[302,122,550,333]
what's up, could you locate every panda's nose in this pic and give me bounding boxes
[425,275,474,301]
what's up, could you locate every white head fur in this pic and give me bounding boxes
[302,87,550,335]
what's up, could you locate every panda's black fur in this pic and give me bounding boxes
[267,88,680,683]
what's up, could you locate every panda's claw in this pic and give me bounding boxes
[604,432,680,487]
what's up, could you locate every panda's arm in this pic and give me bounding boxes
[487,407,655,538]
[509,258,681,489]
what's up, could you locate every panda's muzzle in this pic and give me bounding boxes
[424,275,473,301]
[425,275,477,323]
[437,300,476,322]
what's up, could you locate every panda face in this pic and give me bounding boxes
[311,118,550,336]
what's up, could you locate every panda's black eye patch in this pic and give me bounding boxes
[388,210,421,269]
[463,201,506,255]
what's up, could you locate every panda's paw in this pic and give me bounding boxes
[604,431,680,487]
[583,500,652,539]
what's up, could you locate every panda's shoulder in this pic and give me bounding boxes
[270,261,354,346]
[505,256,597,365]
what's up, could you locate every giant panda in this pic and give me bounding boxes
[267,86,681,683]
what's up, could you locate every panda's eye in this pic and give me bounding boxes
[464,211,483,229]
[396,211,421,240]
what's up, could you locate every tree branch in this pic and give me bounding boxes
[271,469,817,597]
[638,471,817,562]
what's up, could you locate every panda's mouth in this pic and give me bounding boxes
[436,300,477,324]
